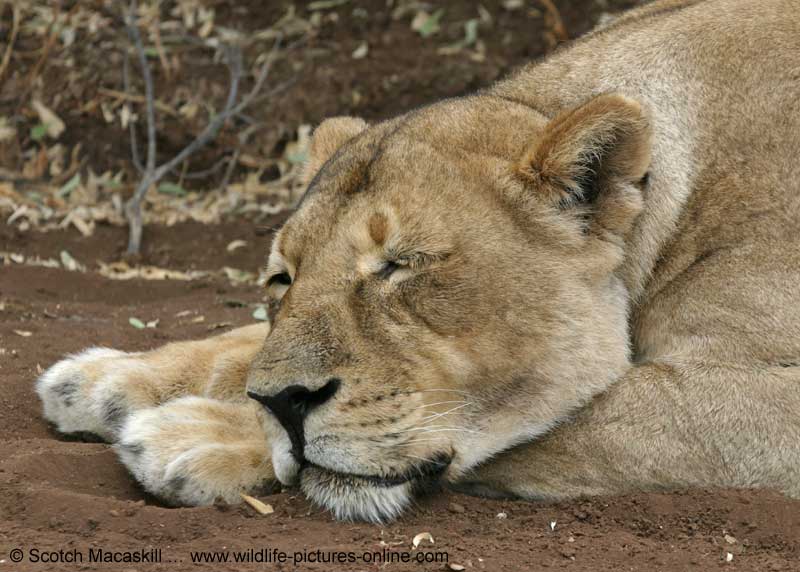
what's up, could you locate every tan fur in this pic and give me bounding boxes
[301,116,368,185]
[38,0,800,520]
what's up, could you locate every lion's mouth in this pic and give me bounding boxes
[301,453,452,488]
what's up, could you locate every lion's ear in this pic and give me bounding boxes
[517,94,652,236]
[302,116,368,185]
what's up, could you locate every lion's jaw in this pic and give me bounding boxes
[247,94,649,521]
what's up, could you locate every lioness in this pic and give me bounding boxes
[37,0,800,522]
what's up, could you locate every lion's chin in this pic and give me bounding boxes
[298,453,451,522]
[300,465,414,523]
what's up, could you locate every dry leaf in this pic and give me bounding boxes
[179,101,200,120]
[120,104,134,129]
[32,100,66,139]
[412,532,434,548]
[240,493,274,515]
[226,239,248,252]
[98,261,208,281]
[0,117,17,142]
[224,266,257,284]
[59,250,84,272]
[60,211,94,237]
[411,9,444,38]
[352,41,369,59]
[502,0,524,9]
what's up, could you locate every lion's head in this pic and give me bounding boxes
[246,93,651,521]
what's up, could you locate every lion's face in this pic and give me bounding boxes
[246,94,652,521]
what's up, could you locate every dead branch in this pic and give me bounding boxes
[119,0,283,255]
[0,2,21,84]
[122,48,143,173]
[219,149,240,193]
[97,87,180,117]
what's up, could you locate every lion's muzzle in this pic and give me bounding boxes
[247,378,340,461]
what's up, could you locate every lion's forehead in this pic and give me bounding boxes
[281,169,462,267]
[273,95,553,279]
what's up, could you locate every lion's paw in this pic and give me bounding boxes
[36,347,139,441]
[116,397,274,506]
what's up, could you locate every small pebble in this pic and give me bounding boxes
[448,502,465,514]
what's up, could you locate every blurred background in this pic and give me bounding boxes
[0,0,644,257]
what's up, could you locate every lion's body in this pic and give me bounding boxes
[38,0,800,520]
[468,0,800,499]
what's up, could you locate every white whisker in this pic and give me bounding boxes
[401,437,451,445]
[420,402,472,424]
[403,454,434,463]
[396,425,483,436]
[414,400,469,409]
[418,389,475,396]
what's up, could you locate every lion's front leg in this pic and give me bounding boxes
[117,397,275,505]
[453,361,800,500]
[36,323,269,441]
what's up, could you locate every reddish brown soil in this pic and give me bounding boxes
[2,221,800,572]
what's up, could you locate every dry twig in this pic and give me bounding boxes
[97,87,179,117]
[119,0,282,254]
[0,2,21,83]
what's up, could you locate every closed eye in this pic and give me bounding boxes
[267,272,292,287]
[375,251,451,280]
[376,261,400,280]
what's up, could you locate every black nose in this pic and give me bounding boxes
[248,378,340,459]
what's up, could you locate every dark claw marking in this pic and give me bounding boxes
[251,480,282,496]
[118,442,145,459]
[59,430,105,443]
[53,379,79,407]
[166,475,187,496]
[100,394,129,430]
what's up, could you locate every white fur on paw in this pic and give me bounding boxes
[36,347,128,441]
[116,397,273,506]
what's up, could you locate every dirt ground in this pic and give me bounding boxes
[2,222,800,572]
[3,1,800,571]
